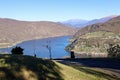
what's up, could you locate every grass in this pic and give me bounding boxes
[55,61,106,80]
[0,54,119,80]
[0,54,63,80]
[59,60,120,80]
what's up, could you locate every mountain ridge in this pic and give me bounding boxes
[60,15,119,28]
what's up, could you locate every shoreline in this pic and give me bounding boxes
[0,35,72,49]
[73,51,108,58]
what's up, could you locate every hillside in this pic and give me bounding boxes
[0,18,76,48]
[0,54,119,80]
[66,16,120,57]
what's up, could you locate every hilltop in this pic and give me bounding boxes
[66,16,120,57]
[0,18,76,48]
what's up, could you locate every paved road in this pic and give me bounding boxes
[54,58,120,69]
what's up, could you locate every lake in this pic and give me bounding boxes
[0,36,71,59]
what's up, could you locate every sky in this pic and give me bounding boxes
[0,0,120,21]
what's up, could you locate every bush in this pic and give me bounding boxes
[107,44,120,58]
[70,51,75,58]
[11,46,24,55]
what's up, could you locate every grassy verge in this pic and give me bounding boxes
[55,61,106,80]
[58,61,120,80]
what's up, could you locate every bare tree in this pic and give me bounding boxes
[43,40,52,60]
[46,45,52,60]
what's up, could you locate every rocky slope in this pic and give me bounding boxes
[0,18,76,48]
[66,16,120,58]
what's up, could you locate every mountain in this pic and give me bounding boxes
[66,16,120,58]
[0,18,76,48]
[60,19,88,28]
[84,15,118,27]
[60,15,118,28]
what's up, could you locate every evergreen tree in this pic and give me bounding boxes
[11,46,24,55]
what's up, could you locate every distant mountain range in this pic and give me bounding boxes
[0,18,76,48]
[60,15,118,28]
[60,19,88,28]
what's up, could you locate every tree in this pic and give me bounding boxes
[11,46,24,55]
[107,44,120,58]
[43,40,52,60]
[46,45,52,60]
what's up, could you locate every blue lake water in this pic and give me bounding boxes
[1,36,71,59]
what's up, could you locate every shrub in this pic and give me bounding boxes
[107,44,120,58]
[11,46,24,55]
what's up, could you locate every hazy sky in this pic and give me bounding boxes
[0,0,120,21]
